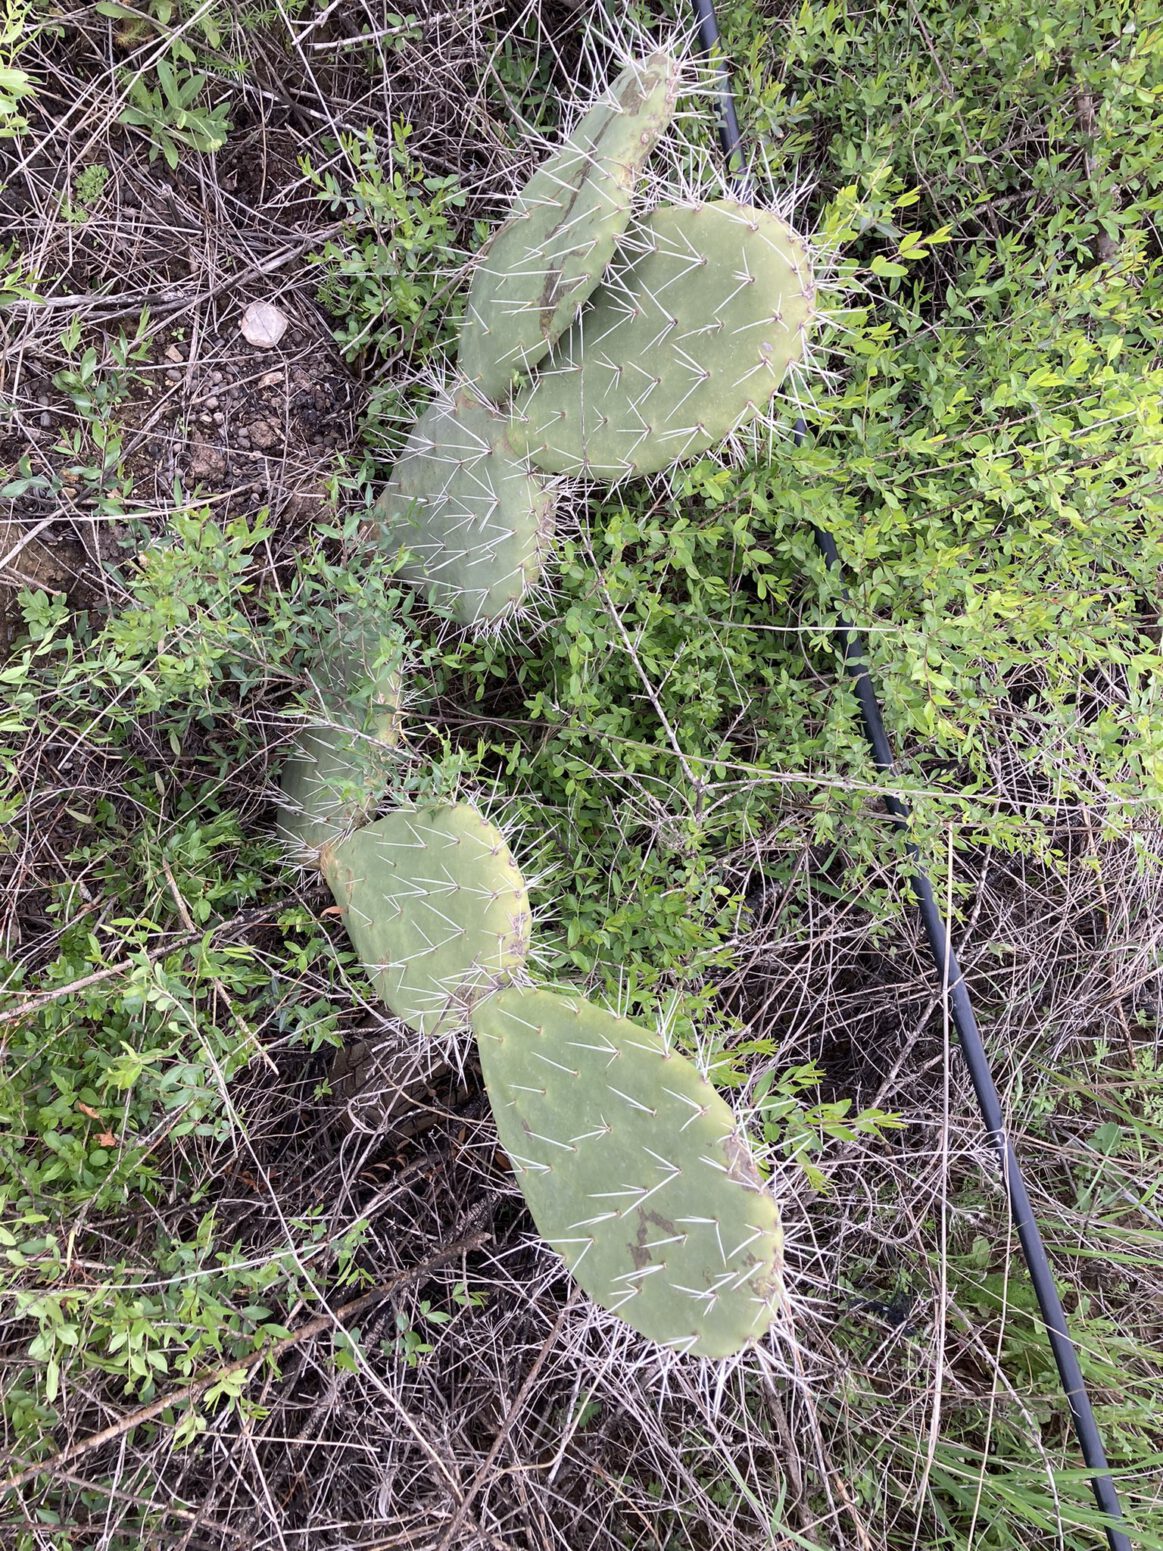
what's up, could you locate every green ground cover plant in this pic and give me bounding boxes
[0,0,1160,1546]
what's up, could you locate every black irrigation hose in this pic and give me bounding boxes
[688,4,1133,1547]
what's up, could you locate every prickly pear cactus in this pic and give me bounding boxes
[369,387,558,628]
[321,804,531,1035]
[275,637,405,860]
[458,50,679,399]
[473,987,783,1357]
[270,43,804,1359]
[512,200,815,478]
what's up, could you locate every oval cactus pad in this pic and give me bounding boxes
[275,635,405,861]
[473,987,783,1358]
[457,51,679,398]
[321,805,531,1035]
[513,200,815,479]
[370,388,557,629]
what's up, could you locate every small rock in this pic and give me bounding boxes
[241,301,288,349]
[259,369,284,388]
[164,342,185,363]
[186,446,226,483]
[246,418,279,451]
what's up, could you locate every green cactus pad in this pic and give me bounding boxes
[321,805,531,1036]
[512,200,815,479]
[457,51,679,398]
[275,635,405,860]
[473,988,782,1358]
[369,388,557,629]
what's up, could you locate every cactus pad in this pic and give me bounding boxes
[275,637,404,860]
[321,805,531,1035]
[512,200,815,479]
[473,987,782,1357]
[369,388,557,628]
[457,51,679,399]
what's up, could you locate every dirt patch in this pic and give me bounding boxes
[1,302,357,654]
[134,307,357,498]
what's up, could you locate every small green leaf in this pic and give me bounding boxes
[871,255,910,278]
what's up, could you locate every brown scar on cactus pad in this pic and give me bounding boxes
[473,987,783,1358]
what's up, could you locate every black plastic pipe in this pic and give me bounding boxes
[688,4,1132,1546]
